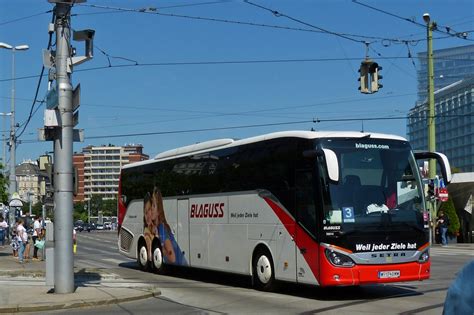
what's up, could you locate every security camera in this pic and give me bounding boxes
[73,29,95,59]
[423,13,430,23]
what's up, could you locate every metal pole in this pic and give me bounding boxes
[427,20,436,178]
[28,191,32,214]
[0,113,11,176]
[9,49,17,199]
[42,204,46,260]
[425,14,438,243]
[53,2,75,294]
[88,197,91,225]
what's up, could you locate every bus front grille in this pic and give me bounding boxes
[119,228,133,252]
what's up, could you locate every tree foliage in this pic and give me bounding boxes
[0,164,8,204]
[439,196,460,236]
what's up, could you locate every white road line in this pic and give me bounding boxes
[431,248,474,256]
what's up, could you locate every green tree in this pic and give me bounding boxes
[73,201,87,222]
[31,202,43,217]
[90,195,103,217]
[0,164,8,204]
[439,196,460,236]
[102,198,117,217]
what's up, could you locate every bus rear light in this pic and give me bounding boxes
[418,249,430,263]
[325,249,355,267]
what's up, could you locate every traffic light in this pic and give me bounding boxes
[358,61,370,94]
[369,62,383,93]
[427,180,435,199]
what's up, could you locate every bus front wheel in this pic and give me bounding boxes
[137,241,149,271]
[252,248,275,291]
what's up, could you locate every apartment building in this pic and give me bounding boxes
[73,144,148,202]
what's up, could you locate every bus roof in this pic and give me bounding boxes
[123,130,407,169]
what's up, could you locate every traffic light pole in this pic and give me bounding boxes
[53,2,75,294]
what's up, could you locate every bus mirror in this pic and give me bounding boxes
[323,149,339,183]
[414,151,452,184]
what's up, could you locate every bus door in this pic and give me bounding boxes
[295,169,320,284]
[177,199,190,264]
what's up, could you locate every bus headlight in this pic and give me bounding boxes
[325,249,355,267]
[418,249,430,263]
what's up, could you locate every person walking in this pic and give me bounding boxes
[0,215,8,246]
[16,219,28,264]
[32,216,43,260]
[437,210,450,247]
[11,219,19,257]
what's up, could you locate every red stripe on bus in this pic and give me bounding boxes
[263,197,320,282]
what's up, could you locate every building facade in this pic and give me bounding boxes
[407,78,474,172]
[73,144,149,202]
[417,44,474,103]
[16,160,49,205]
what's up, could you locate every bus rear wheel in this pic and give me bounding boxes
[253,248,275,291]
[137,241,149,271]
[151,241,166,274]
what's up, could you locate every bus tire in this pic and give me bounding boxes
[137,240,149,271]
[151,240,166,274]
[252,248,276,291]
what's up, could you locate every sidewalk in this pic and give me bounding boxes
[0,244,160,313]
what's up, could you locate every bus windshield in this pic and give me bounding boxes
[319,138,427,234]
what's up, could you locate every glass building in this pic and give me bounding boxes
[407,78,474,172]
[417,44,474,103]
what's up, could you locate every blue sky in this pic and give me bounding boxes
[0,0,473,162]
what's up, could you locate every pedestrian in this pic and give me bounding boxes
[11,219,19,257]
[437,210,450,247]
[0,215,8,246]
[73,228,77,254]
[23,213,32,260]
[32,216,43,260]
[16,219,28,264]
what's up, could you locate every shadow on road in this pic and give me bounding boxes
[118,261,423,302]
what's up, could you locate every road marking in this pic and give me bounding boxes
[431,248,474,256]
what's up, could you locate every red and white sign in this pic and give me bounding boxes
[438,187,449,202]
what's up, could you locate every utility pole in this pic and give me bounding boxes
[53,0,75,293]
[43,0,93,294]
[423,13,438,243]
[424,13,437,178]
[0,42,29,200]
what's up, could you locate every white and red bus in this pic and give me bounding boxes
[118,130,451,290]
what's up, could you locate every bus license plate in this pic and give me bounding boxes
[378,270,400,279]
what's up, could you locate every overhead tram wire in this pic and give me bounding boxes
[352,0,474,42]
[18,113,474,144]
[16,10,56,140]
[0,10,52,27]
[76,3,431,45]
[2,55,471,84]
[243,0,365,44]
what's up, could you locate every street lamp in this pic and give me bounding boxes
[0,42,29,200]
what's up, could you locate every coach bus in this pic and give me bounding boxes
[118,130,451,290]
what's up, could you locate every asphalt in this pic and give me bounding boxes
[0,239,472,314]
[0,241,160,313]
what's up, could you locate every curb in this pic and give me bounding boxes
[0,287,161,313]
[0,269,120,280]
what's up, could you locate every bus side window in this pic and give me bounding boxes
[295,170,317,238]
